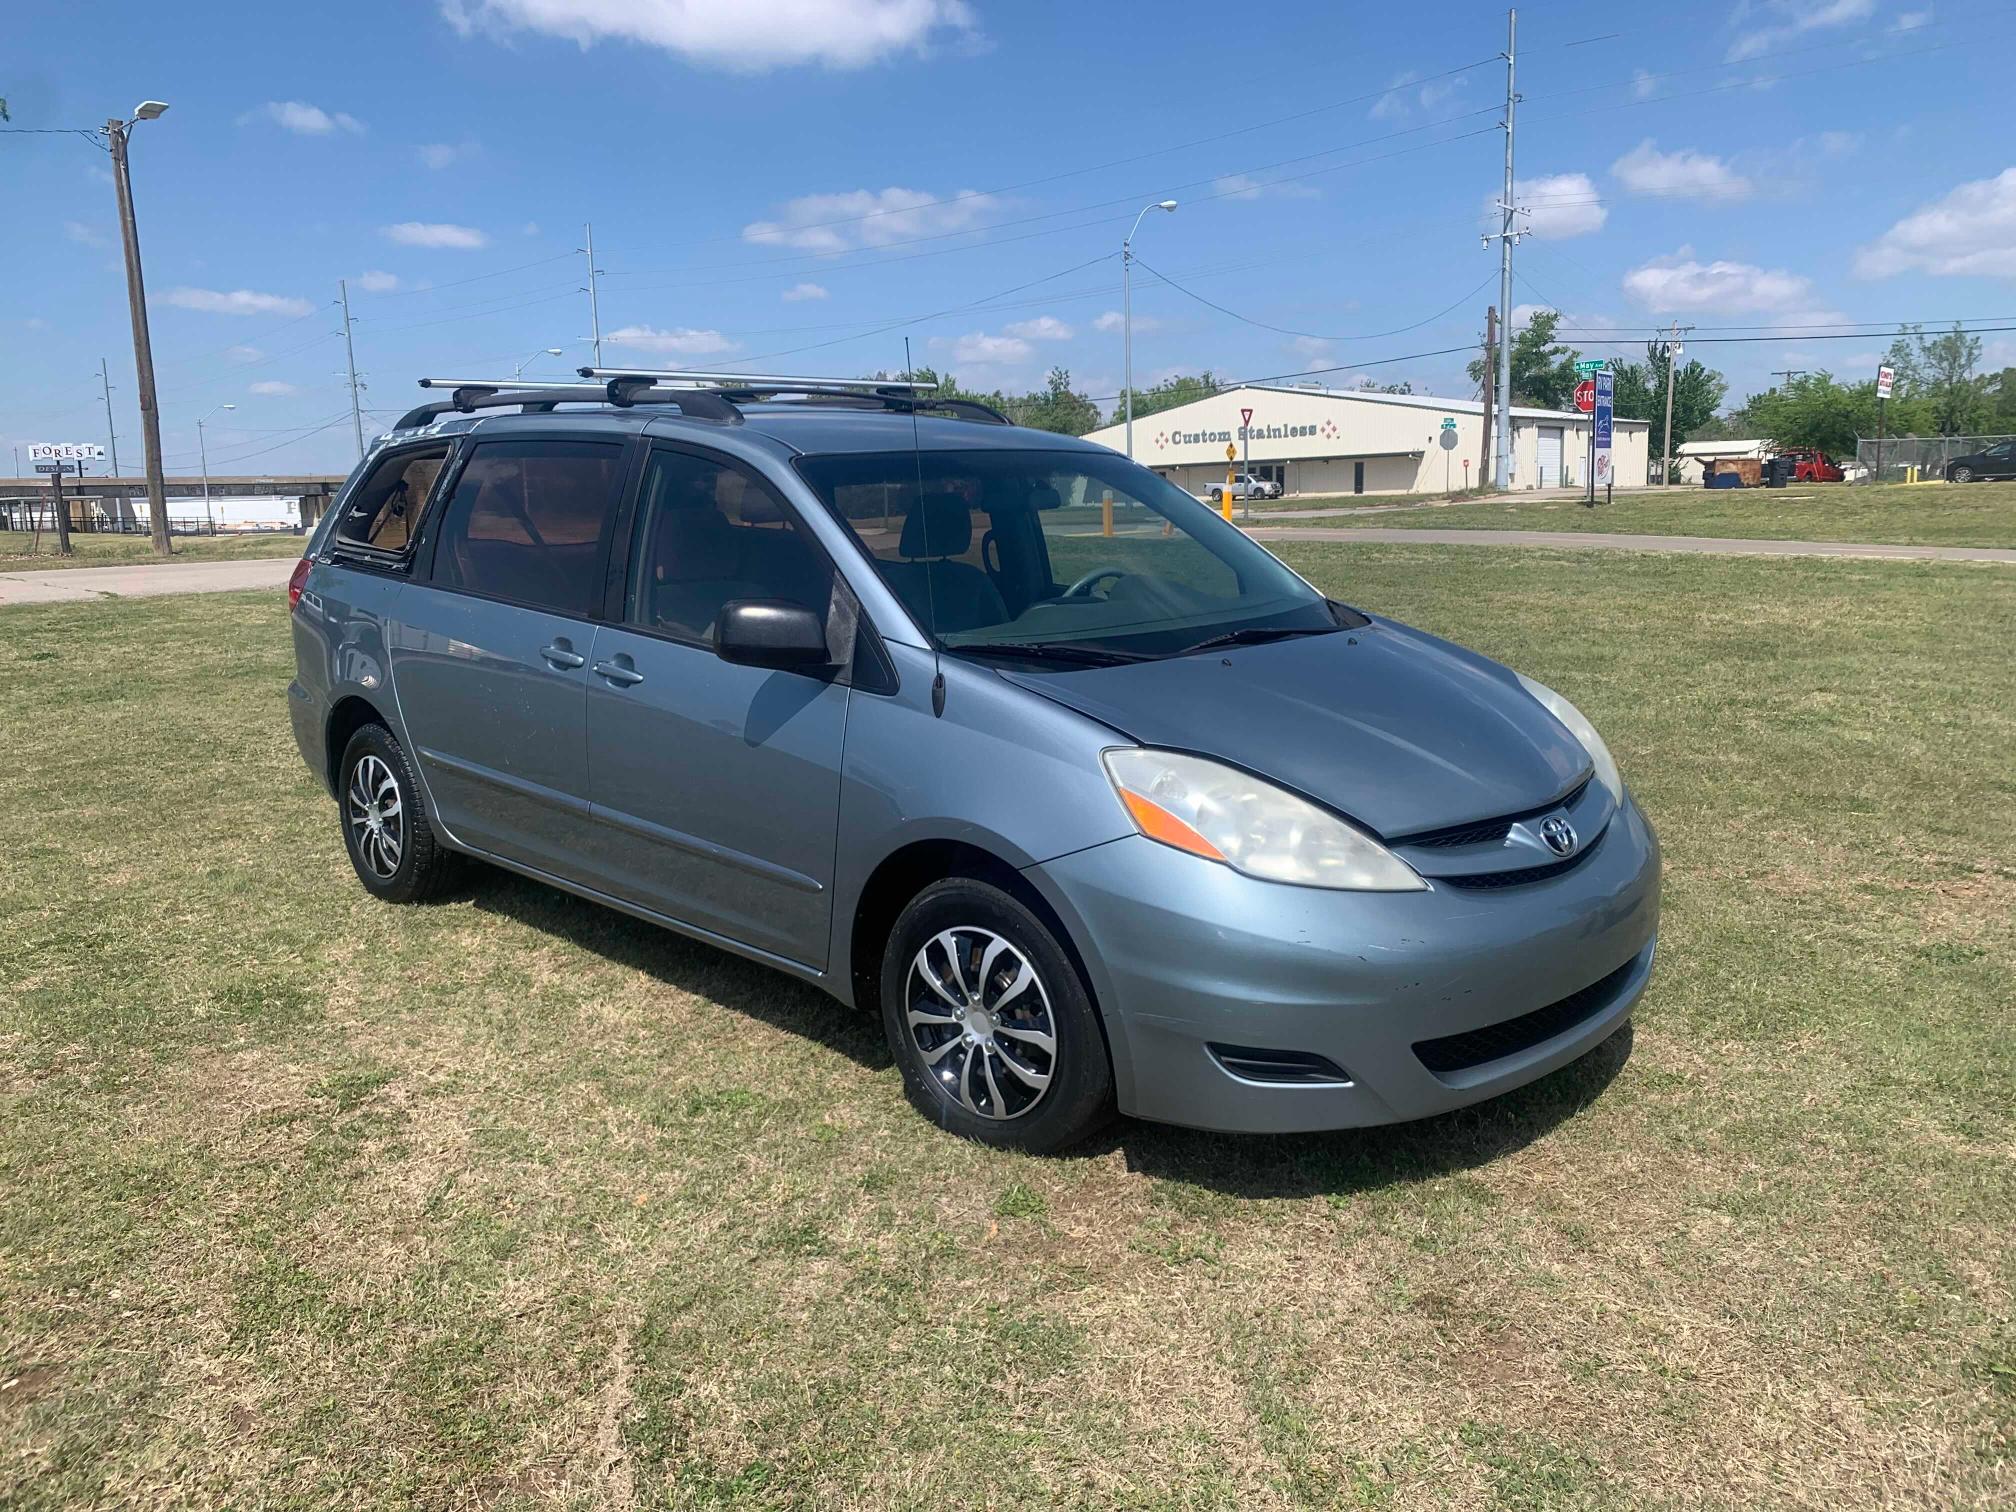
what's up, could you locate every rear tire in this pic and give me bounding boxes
[337,723,460,903]
[879,879,1113,1153]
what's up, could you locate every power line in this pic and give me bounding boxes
[1132,258,1497,344]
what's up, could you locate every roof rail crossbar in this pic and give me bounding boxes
[394,379,746,432]
[579,366,937,393]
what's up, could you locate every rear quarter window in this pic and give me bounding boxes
[333,445,452,555]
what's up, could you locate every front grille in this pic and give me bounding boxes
[1209,1043,1352,1085]
[1435,855,1583,889]
[1412,957,1638,1076]
[1397,778,1591,850]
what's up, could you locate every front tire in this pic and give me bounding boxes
[1951,465,1974,483]
[879,879,1113,1153]
[338,723,460,903]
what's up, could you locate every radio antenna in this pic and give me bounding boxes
[903,337,945,716]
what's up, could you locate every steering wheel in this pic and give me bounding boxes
[1061,567,1128,599]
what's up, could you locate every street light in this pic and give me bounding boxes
[197,404,235,535]
[1122,200,1178,460]
[105,99,172,556]
[514,347,566,378]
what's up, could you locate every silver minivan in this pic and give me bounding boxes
[288,374,1658,1152]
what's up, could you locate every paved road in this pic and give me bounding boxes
[0,556,297,605]
[1246,526,2016,564]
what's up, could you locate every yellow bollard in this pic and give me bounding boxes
[1101,489,1113,537]
[1223,469,1236,522]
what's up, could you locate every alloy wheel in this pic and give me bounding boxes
[905,927,1057,1121]
[346,754,404,879]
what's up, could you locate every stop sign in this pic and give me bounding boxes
[1573,379,1596,413]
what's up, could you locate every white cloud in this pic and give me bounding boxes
[606,324,736,356]
[245,100,365,135]
[1855,167,2016,278]
[1504,172,1607,238]
[225,345,264,363]
[780,281,828,301]
[935,331,1030,367]
[1213,173,1320,201]
[1369,70,1467,120]
[160,287,315,317]
[1289,336,1334,362]
[355,270,401,293]
[1611,140,1754,202]
[521,220,541,237]
[1726,0,1875,61]
[439,0,977,71]
[1003,315,1072,342]
[417,140,478,170]
[63,220,106,247]
[1091,310,1158,335]
[1622,247,1820,312]
[1631,68,1659,100]
[743,186,1001,252]
[1894,7,1932,28]
[382,221,490,250]
[248,380,299,396]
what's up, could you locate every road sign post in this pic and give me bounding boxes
[1438,417,1458,495]
[1875,364,1895,485]
[1573,379,1598,504]
[1240,407,1255,519]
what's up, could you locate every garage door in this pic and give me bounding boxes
[1537,426,1564,487]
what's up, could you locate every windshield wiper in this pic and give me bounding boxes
[950,641,1150,667]
[1180,625,1339,655]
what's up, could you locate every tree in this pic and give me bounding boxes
[1355,378,1413,394]
[1984,367,2016,433]
[1607,339,1727,468]
[1005,368,1102,436]
[1727,373,1879,458]
[1108,371,1221,425]
[1466,309,1578,409]
[1917,323,1987,434]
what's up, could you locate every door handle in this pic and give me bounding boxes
[540,642,587,670]
[593,659,645,687]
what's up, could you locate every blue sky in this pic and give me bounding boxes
[5,0,2014,477]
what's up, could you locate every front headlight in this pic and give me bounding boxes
[1102,748,1425,891]
[1515,674,1623,801]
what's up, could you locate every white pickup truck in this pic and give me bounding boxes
[1201,473,1282,503]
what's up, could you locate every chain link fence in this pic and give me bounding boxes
[1854,434,2015,484]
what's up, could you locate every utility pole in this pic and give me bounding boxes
[105,112,172,556]
[1479,305,1498,488]
[580,222,604,368]
[1769,369,1807,385]
[50,462,73,556]
[339,279,366,462]
[1490,9,1520,492]
[98,357,127,529]
[1660,321,1692,486]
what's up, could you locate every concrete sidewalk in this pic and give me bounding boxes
[0,556,297,606]
[1245,526,2016,564]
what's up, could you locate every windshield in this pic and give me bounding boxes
[793,448,1334,658]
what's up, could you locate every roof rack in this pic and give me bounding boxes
[390,369,1011,434]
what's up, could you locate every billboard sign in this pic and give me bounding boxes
[29,442,106,463]
[1593,370,1615,487]
[1876,364,1895,401]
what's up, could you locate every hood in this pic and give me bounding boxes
[999,619,1589,838]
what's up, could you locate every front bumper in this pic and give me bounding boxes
[1026,795,1660,1133]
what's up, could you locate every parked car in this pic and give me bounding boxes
[1945,440,2016,483]
[288,374,1659,1152]
[1776,448,1844,483]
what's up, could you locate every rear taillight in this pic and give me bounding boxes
[287,557,312,611]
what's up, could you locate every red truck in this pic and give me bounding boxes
[1778,448,1845,482]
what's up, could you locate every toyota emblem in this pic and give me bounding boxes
[1540,816,1577,856]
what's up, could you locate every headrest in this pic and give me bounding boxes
[1026,485,1062,512]
[899,492,973,559]
[737,491,786,526]
[653,505,738,580]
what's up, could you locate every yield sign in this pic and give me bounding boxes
[1573,379,1596,413]
[1240,407,1254,427]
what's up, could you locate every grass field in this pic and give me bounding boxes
[1247,479,2016,548]
[3,548,2013,1508]
[0,530,305,572]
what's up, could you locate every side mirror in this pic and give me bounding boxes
[715,599,831,671]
